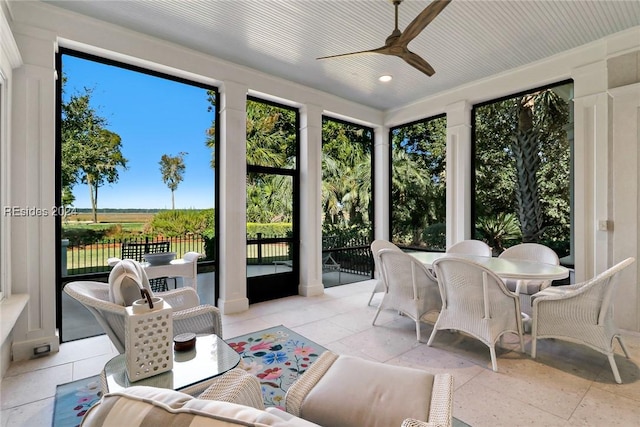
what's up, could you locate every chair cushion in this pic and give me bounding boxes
[299,355,434,427]
[108,259,151,306]
[81,386,321,427]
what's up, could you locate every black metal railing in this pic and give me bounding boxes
[323,234,374,278]
[62,234,207,277]
[246,233,292,264]
[62,232,374,283]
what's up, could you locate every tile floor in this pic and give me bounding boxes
[2,279,640,426]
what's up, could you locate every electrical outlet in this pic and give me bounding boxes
[33,344,51,357]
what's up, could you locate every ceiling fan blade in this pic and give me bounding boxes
[397,0,452,46]
[317,46,388,60]
[400,51,436,76]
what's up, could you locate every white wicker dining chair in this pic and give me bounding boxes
[446,239,492,257]
[428,257,525,372]
[368,239,403,306]
[64,265,223,354]
[531,257,636,384]
[372,249,442,342]
[498,243,560,315]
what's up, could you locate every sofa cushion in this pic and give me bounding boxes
[299,355,434,427]
[81,386,320,427]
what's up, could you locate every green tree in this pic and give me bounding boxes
[474,84,571,253]
[159,152,188,210]
[322,119,373,232]
[61,85,127,223]
[81,129,127,223]
[390,117,447,248]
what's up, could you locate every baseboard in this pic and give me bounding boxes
[298,282,324,297]
[11,333,60,362]
[217,296,249,314]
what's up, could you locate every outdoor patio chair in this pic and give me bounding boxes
[322,252,341,283]
[64,260,222,353]
[531,257,636,383]
[498,243,560,315]
[446,239,492,257]
[121,240,171,292]
[428,256,525,372]
[369,239,403,306]
[373,249,442,342]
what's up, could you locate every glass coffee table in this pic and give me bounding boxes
[101,334,241,396]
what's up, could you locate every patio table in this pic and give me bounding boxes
[409,251,570,331]
[408,251,569,282]
[107,253,199,289]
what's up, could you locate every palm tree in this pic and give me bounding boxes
[159,152,187,210]
[512,90,568,242]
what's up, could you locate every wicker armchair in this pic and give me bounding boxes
[372,249,442,342]
[498,243,560,315]
[531,257,636,384]
[446,239,492,256]
[64,280,222,353]
[428,257,525,372]
[368,239,403,306]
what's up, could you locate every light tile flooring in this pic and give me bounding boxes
[2,279,640,426]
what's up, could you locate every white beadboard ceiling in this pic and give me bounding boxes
[44,0,640,111]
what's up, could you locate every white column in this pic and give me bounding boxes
[609,83,640,331]
[217,81,249,313]
[572,61,610,282]
[444,101,472,248]
[9,30,60,360]
[298,104,324,296]
[374,126,390,240]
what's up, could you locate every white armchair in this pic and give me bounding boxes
[64,259,222,353]
[372,249,442,342]
[498,243,560,315]
[428,256,524,372]
[446,239,492,256]
[531,257,636,383]
[369,239,403,306]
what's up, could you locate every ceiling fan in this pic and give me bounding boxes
[317,0,451,77]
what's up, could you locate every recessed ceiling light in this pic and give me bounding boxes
[378,75,393,82]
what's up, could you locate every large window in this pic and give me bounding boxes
[58,49,218,341]
[472,81,573,261]
[390,115,447,250]
[322,117,374,286]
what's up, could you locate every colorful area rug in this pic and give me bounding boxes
[228,325,327,409]
[52,375,102,427]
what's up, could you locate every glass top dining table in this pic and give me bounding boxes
[408,251,570,281]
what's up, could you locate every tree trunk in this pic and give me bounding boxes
[171,190,175,210]
[512,128,544,242]
[87,176,98,223]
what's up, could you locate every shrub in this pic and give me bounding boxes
[148,209,214,237]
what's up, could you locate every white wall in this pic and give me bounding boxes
[0,0,26,376]
[4,0,639,364]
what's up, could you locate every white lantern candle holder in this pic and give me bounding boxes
[124,291,173,382]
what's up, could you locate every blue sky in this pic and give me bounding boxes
[62,55,215,209]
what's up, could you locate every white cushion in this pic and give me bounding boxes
[81,386,321,427]
[299,355,434,427]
